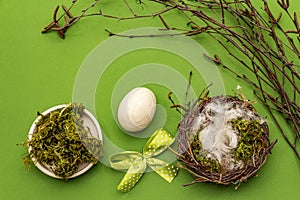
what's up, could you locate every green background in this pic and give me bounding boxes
[0,0,299,200]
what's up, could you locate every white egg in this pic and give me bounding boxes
[117,87,156,132]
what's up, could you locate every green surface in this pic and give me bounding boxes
[0,0,299,200]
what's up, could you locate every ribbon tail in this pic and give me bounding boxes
[147,158,179,183]
[117,157,147,192]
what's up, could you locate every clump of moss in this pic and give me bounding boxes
[20,103,103,179]
[191,134,221,173]
[231,119,264,164]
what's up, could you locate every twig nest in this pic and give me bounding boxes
[118,87,156,132]
[177,96,276,188]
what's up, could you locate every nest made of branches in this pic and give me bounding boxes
[175,95,277,189]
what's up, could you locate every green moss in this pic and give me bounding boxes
[191,134,221,173]
[231,119,264,164]
[22,103,103,179]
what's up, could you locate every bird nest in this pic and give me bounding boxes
[170,92,277,189]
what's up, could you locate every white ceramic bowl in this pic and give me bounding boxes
[28,104,103,179]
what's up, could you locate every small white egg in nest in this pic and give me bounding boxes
[117,87,156,132]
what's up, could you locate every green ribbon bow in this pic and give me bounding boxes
[109,128,179,192]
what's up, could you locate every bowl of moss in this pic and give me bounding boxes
[175,94,276,189]
[22,103,103,180]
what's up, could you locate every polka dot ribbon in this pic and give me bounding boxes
[109,128,179,192]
